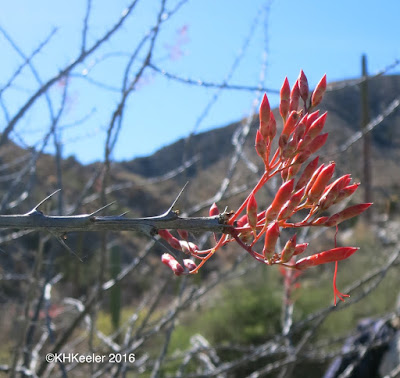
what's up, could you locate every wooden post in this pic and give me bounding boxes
[361,54,372,220]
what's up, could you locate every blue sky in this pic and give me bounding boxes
[0,0,399,164]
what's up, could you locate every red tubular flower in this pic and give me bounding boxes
[262,221,280,260]
[294,247,359,270]
[311,74,327,107]
[280,77,291,121]
[298,70,309,103]
[266,179,294,221]
[247,193,258,231]
[161,253,184,276]
[308,162,336,202]
[280,234,297,263]
[324,203,373,226]
[294,246,359,306]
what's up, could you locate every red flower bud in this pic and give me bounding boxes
[266,179,294,221]
[318,174,352,210]
[280,77,291,121]
[311,74,327,107]
[298,112,328,151]
[308,162,336,202]
[277,187,305,220]
[304,164,325,196]
[295,156,319,191]
[259,93,270,126]
[209,202,219,217]
[290,80,300,112]
[263,221,280,259]
[247,194,258,231]
[333,183,360,204]
[306,110,320,128]
[324,203,372,226]
[293,243,309,256]
[177,229,189,241]
[307,132,329,154]
[298,70,309,103]
[282,111,300,137]
[280,234,297,263]
[255,130,267,161]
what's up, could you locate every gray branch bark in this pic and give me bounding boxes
[0,210,230,235]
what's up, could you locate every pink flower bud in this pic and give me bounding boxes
[179,241,199,254]
[183,259,197,271]
[311,74,327,107]
[280,77,291,121]
[161,253,184,276]
[158,230,181,250]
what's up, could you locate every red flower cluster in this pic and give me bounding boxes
[160,71,371,305]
